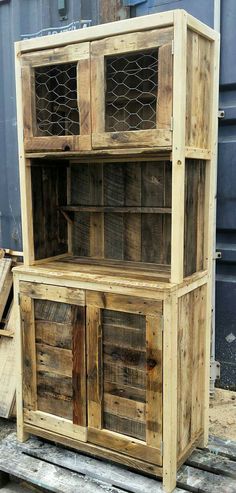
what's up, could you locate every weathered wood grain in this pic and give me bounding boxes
[20,295,37,412]
[0,259,12,321]
[72,306,86,426]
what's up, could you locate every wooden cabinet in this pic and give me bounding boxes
[91,28,173,149]
[21,43,91,152]
[15,9,220,493]
[86,291,163,465]
[19,282,87,440]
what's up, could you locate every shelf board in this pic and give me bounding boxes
[59,206,172,214]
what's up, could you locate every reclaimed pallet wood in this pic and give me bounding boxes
[208,434,236,461]
[186,448,236,479]
[5,433,236,493]
[0,441,122,493]
[177,465,236,493]
[0,435,187,493]
[0,297,16,418]
[0,258,12,321]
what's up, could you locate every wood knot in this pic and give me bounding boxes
[147,358,157,370]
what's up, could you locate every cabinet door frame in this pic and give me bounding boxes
[86,291,163,466]
[21,42,91,152]
[19,281,87,442]
[91,28,173,150]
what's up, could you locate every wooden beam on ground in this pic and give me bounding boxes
[186,449,236,479]
[0,259,12,321]
[177,464,236,493]
[99,0,130,23]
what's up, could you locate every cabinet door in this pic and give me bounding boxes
[21,43,91,152]
[19,282,87,442]
[87,291,163,466]
[91,28,173,150]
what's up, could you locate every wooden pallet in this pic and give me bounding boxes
[0,434,235,493]
[0,258,16,419]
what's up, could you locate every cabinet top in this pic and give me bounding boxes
[15,9,218,56]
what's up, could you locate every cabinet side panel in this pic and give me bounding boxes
[31,162,68,260]
[184,159,206,277]
[177,284,206,462]
[185,31,212,149]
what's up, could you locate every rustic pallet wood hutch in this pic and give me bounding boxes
[14,10,219,493]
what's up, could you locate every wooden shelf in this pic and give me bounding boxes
[59,205,172,214]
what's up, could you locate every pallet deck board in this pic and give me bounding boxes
[0,433,186,493]
[186,448,236,479]
[177,464,236,493]
[0,438,123,493]
[1,434,236,493]
[207,434,236,461]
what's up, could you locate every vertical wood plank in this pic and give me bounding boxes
[157,43,173,129]
[15,44,35,266]
[14,275,29,442]
[171,10,187,284]
[104,163,124,260]
[77,55,91,138]
[146,315,162,450]
[201,33,220,447]
[89,164,104,258]
[91,54,105,138]
[20,294,37,412]
[196,161,206,272]
[123,163,141,261]
[87,305,102,429]
[72,306,86,427]
[21,65,36,140]
[163,293,178,492]
[67,166,72,254]
[177,292,193,454]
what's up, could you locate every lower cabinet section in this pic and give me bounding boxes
[19,282,163,468]
[17,276,208,490]
[86,291,163,465]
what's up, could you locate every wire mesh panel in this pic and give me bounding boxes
[35,63,80,136]
[105,50,158,132]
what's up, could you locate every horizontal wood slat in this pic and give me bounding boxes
[20,281,85,305]
[86,291,162,315]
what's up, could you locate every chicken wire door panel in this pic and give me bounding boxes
[19,282,87,441]
[91,28,173,149]
[86,292,163,466]
[21,42,91,152]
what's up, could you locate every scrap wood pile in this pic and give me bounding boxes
[0,249,22,418]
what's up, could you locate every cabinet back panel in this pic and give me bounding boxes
[71,161,172,265]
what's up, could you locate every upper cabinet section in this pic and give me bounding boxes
[21,43,91,152]
[17,10,218,157]
[91,28,173,149]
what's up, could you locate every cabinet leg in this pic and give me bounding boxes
[17,424,29,443]
[163,456,177,493]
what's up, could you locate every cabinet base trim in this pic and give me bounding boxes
[23,423,163,477]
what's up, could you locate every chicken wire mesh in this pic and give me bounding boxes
[34,63,80,136]
[105,49,159,132]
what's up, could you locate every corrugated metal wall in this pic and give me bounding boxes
[0,0,235,387]
[133,0,236,389]
[0,0,100,250]
[0,0,130,250]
